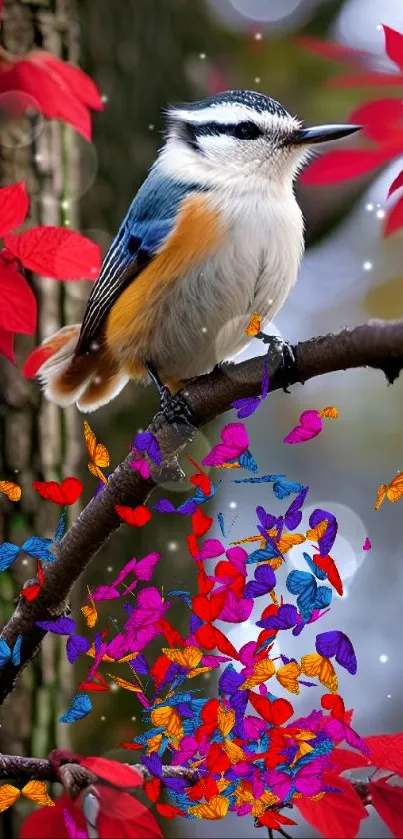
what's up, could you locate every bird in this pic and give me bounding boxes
[25,89,359,424]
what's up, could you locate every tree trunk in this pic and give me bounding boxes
[0,1,84,834]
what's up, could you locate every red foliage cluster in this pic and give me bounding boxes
[20,754,163,839]
[298,25,403,235]
[296,732,403,838]
[0,182,101,363]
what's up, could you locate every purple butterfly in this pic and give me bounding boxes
[315,630,357,675]
[309,508,338,556]
[133,431,162,465]
[244,565,276,599]
[256,603,298,631]
[231,356,270,418]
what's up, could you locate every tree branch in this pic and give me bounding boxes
[0,752,373,810]
[1,318,402,703]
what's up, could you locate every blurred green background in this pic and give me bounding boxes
[1,0,403,837]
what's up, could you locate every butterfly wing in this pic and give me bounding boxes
[246,312,261,336]
[374,483,387,510]
[301,653,338,693]
[276,661,301,695]
[0,640,11,667]
[386,473,403,503]
[316,630,357,675]
[272,479,304,500]
[22,780,54,807]
[59,693,92,723]
[0,785,20,812]
[0,542,20,572]
[0,481,21,502]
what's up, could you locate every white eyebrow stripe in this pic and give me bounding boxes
[172,104,267,125]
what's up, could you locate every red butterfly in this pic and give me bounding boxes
[33,477,83,505]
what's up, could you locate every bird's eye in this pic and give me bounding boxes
[233,121,262,140]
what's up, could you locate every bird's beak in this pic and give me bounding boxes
[292,124,361,145]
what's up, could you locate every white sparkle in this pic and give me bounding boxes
[365,202,374,212]
[101,94,108,103]
[90,340,100,351]
[387,693,392,699]
[93,376,102,384]
[203,672,210,679]
[131,716,137,721]
[61,199,69,210]
[254,77,261,84]
[21,559,28,566]
[137,428,144,434]
[201,327,207,333]
[254,32,263,40]
[363,261,373,271]
[35,154,43,163]
[376,209,385,219]
[379,654,388,663]
[107,566,113,572]
[110,682,119,692]
[100,715,106,721]
[168,541,178,551]
[199,52,207,60]
[14,469,18,473]
[229,501,237,509]
[148,123,155,131]
[64,219,71,226]
[376,24,382,30]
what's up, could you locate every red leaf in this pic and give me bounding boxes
[0,181,29,236]
[96,787,164,838]
[115,505,152,527]
[80,756,143,789]
[294,35,368,65]
[383,25,403,73]
[388,169,403,197]
[370,779,403,837]
[0,60,92,141]
[295,773,368,839]
[0,262,36,333]
[384,194,403,236]
[191,507,213,537]
[0,326,15,363]
[156,802,184,819]
[365,733,403,776]
[5,227,100,280]
[29,52,103,111]
[327,72,403,88]
[331,747,372,773]
[144,777,161,802]
[33,477,83,505]
[301,148,395,185]
[349,99,403,144]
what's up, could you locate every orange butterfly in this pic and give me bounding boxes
[246,312,261,336]
[162,647,203,669]
[81,587,98,628]
[83,420,110,485]
[240,658,275,690]
[276,661,301,695]
[188,795,229,820]
[300,653,338,693]
[318,407,339,419]
[0,781,54,812]
[0,481,21,502]
[375,472,403,510]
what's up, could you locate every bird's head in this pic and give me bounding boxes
[162,89,360,189]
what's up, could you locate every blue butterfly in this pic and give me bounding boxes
[0,635,22,667]
[231,474,305,500]
[286,570,332,622]
[217,511,238,538]
[59,693,92,723]
[54,508,67,542]
[246,536,284,565]
[0,537,55,571]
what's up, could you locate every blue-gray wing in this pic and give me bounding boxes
[76,169,202,354]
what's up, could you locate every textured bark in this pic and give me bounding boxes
[0,1,85,835]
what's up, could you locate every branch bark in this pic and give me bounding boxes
[1,318,403,704]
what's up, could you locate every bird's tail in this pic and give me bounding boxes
[23,325,129,413]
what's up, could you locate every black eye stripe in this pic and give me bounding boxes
[190,120,264,140]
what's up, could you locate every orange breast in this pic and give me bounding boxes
[105,194,226,380]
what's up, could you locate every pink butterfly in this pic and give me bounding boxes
[284,407,338,445]
[63,808,87,839]
[265,757,329,800]
[91,553,159,601]
[283,410,323,444]
[363,537,371,551]
[218,590,253,623]
[131,455,151,479]
[126,586,169,629]
[202,423,258,472]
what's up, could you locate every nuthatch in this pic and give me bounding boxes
[26,90,359,422]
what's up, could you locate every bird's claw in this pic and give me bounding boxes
[146,361,197,429]
[258,334,297,392]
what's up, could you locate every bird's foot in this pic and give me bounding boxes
[146,361,197,428]
[256,333,298,392]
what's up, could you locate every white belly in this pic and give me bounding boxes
[142,188,304,381]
